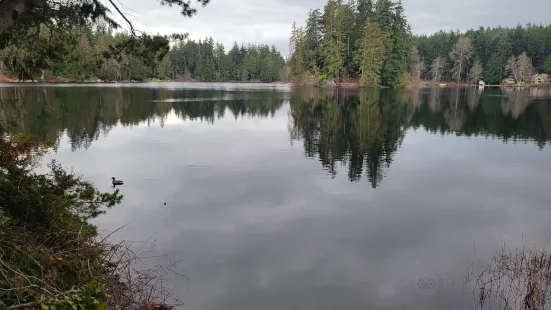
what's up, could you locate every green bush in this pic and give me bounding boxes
[0,133,120,309]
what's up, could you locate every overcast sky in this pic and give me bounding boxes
[113,0,551,55]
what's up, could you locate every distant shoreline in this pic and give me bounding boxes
[1,76,549,89]
[0,75,291,85]
[292,80,551,89]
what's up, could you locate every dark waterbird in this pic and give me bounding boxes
[111,177,124,186]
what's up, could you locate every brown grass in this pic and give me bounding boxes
[474,242,551,310]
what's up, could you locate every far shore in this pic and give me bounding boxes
[1,76,550,89]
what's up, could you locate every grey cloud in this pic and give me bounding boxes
[113,0,551,55]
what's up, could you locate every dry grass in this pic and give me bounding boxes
[474,242,551,310]
[0,222,185,309]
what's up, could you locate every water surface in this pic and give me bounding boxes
[2,83,551,309]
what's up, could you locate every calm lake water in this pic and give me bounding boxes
[2,83,551,309]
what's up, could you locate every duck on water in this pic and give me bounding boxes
[112,177,124,186]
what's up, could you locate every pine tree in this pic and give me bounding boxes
[544,55,551,75]
[485,33,512,83]
[305,9,323,72]
[374,0,408,87]
[289,24,307,77]
[321,0,348,82]
[485,52,504,84]
[354,21,386,86]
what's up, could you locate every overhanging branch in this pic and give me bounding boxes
[107,0,135,35]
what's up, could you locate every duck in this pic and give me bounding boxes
[111,177,124,186]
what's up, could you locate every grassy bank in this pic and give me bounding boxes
[0,130,178,309]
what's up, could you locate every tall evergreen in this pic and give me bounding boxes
[320,0,349,82]
[305,9,323,71]
[354,21,387,86]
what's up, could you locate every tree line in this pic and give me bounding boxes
[414,24,551,84]
[162,39,286,82]
[0,22,286,82]
[288,0,416,87]
[289,0,551,87]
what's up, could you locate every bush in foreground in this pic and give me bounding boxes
[0,132,179,309]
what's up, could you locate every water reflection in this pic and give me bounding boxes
[290,87,551,186]
[0,86,287,150]
[289,88,412,187]
[1,86,550,188]
[2,84,551,309]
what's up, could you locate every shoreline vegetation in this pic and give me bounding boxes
[287,0,551,88]
[0,130,183,309]
[2,74,550,89]
[1,0,551,307]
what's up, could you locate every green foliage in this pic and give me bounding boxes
[320,0,351,82]
[0,0,211,80]
[166,38,285,82]
[415,24,551,83]
[544,55,551,75]
[0,131,124,309]
[379,0,408,87]
[2,24,73,80]
[354,21,387,87]
[1,23,284,82]
[0,137,122,234]
[305,9,323,72]
[485,52,504,84]
[288,0,411,87]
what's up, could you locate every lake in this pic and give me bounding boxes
[2,83,551,309]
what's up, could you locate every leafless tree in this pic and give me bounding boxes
[449,36,473,83]
[468,58,484,83]
[407,46,425,81]
[506,52,534,84]
[430,57,446,83]
[517,52,534,83]
[506,55,520,83]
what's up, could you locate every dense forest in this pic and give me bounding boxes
[288,0,416,87]
[164,40,286,82]
[0,23,286,82]
[289,0,551,87]
[415,24,551,84]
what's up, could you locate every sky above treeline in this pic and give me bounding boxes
[114,0,551,55]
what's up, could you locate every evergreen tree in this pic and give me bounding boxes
[383,0,408,87]
[305,9,323,71]
[289,23,307,77]
[321,0,349,82]
[352,0,374,50]
[354,21,386,86]
[545,55,551,75]
[486,52,504,83]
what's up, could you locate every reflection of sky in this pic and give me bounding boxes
[46,103,551,310]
